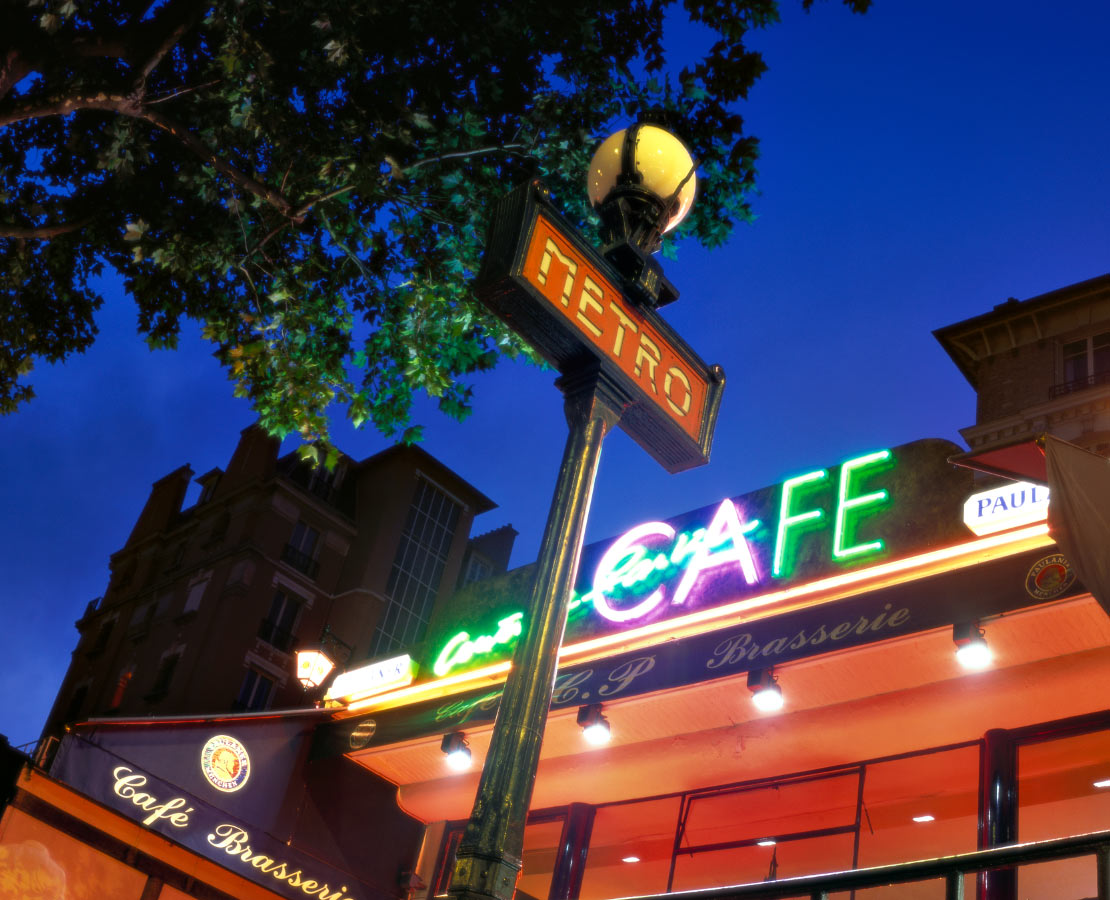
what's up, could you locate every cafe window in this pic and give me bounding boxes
[1017,727,1110,899]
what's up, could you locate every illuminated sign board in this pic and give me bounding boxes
[476,181,724,473]
[425,439,972,678]
[963,481,1049,536]
[327,654,416,702]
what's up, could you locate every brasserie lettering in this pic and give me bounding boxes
[707,604,911,669]
[208,824,355,900]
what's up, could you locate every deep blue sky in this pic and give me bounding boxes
[3,0,1108,747]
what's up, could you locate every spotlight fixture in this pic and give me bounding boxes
[1094,778,1110,789]
[953,622,993,670]
[441,732,472,771]
[912,815,936,823]
[577,704,612,746]
[748,668,784,712]
[756,839,777,847]
[621,856,641,864]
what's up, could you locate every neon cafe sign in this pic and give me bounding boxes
[435,449,897,677]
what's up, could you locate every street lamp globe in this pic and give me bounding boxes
[588,123,697,241]
[586,122,697,307]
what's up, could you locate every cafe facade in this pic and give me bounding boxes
[3,436,1109,900]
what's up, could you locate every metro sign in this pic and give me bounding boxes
[477,181,725,472]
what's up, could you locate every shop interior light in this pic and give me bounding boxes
[621,856,641,864]
[441,732,472,772]
[953,622,993,670]
[912,815,936,823]
[1094,779,1110,789]
[748,668,785,712]
[756,839,777,847]
[577,704,612,746]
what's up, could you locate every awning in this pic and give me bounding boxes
[949,438,1047,484]
[1044,435,1110,617]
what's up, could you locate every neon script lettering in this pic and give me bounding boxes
[432,449,894,676]
[433,612,524,677]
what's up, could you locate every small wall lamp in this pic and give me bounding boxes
[577,703,612,746]
[953,622,992,670]
[748,668,784,712]
[441,732,472,771]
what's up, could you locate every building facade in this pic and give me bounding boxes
[41,426,514,739]
[4,275,1110,900]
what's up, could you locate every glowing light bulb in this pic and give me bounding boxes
[751,684,784,712]
[582,719,611,746]
[956,636,992,670]
[445,745,472,772]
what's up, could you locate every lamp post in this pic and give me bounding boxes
[449,122,724,900]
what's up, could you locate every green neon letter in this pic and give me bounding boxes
[773,469,828,577]
[833,450,892,560]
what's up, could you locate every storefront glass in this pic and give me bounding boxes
[0,806,147,900]
[1017,727,1110,899]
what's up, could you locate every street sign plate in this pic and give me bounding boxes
[477,181,725,473]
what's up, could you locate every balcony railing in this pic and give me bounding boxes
[615,829,1110,900]
[257,617,296,652]
[1050,369,1110,398]
[280,543,319,579]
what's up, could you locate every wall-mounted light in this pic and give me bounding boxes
[912,814,935,823]
[295,624,353,689]
[621,856,641,864]
[577,703,612,746]
[1093,778,1110,789]
[441,732,472,771]
[748,668,784,712]
[756,839,777,847]
[953,622,992,670]
[296,646,336,689]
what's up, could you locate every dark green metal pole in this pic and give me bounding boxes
[449,364,628,900]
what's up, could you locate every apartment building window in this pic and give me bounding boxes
[282,520,320,578]
[1059,331,1110,393]
[258,587,303,652]
[370,477,462,657]
[145,652,180,701]
[235,669,274,711]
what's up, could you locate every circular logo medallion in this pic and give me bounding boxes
[349,719,377,750]
[201,734,250,792]
[1025,553,1076,601]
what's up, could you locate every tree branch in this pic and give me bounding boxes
[401,142,529,173]
[0,216,93,240]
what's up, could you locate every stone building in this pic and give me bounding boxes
[41,426,515,738]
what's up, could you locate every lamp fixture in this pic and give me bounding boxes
[912,815,936,823]
[953,622,992,670]
[748,668,784,712]
[295,624,353,690]
[441,732,472,772]
[756,839,777,847]
[587,120,697,308]
[296,645,336,689]
[577,703,612,746]
[1094,778,1110,789]
[621,856,641,864]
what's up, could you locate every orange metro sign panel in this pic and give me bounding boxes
[477,182,724,473]
[522,215,708,444]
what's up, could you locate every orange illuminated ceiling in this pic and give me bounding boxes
[345,594,1110,823]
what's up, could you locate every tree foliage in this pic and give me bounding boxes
[0,0,868,451]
